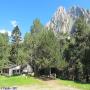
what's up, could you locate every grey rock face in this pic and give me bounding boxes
[46,6,90,34]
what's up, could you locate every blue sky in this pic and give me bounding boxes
[0,0,90,37]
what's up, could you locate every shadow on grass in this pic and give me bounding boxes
[74,80,90,84]
[57,77,90,84]
[35,75,56,81]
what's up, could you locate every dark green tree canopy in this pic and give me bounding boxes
[0,18,90,82]
[11,25,21,44]
[10,26,22,65]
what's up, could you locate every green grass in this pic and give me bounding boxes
[57,79,90,90]
[0,75,43,87]
[0,75,90,90]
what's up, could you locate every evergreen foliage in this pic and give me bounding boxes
[0,18,90,82]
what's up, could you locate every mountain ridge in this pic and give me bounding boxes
[46,6,90,34]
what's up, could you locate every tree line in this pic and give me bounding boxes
[0,17,90,83]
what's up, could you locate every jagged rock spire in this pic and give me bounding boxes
[46,6,90,34]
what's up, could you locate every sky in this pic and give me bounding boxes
[0,0,90,37]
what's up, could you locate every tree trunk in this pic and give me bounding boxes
[49,68,51,77]
[86,69,89,82]
[34,65,39,77]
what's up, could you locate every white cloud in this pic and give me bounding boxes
[0,29,11,36]
[11,20,17,27]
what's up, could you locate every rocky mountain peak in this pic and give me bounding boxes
[46,6,90,34]
[46,6,70,33]
[56,6,66,14]
[68,6,85,19]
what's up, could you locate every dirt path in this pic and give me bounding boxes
[17,80,80,90]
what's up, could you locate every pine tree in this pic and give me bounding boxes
[10,26,21,65]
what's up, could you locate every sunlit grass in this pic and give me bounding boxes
[0,75,90,90]
[0,75,43,87]
[57,79,90,90]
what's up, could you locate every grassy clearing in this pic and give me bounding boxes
[0,75,90,90]
[57,79,90,90]
[0,75,43,87]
